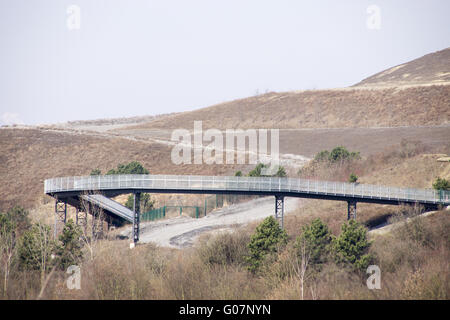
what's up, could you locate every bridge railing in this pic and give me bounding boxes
[44,174,450,205]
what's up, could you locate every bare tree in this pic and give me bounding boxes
[17,220,56,299]
[78,193,107,261]
[0,222,15,297]
[35,222,55,291]
[292,236,311,300]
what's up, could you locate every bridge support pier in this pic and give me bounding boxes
[347,201,357,220]
[76,208,87,233]
[133,193,141,243]
[275,195,284,229]
[54,199,67,238]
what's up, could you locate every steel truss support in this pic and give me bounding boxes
[275,195,284,229]
[54,199,67,238]
[347,201,357,220]
[76,207,88,233]
[133,192,141,243]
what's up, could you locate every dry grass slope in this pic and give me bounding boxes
[355,47,450,87]
[0,128,243,210]
[119,85,450,131]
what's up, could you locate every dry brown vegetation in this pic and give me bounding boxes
[0,128,245,210]
[118,85,450,131]
[1,47,449,300]
[117,49,449,133]
[295,139,450,232]
[355,48,450,88]
[5,208,447,300]
[2,138,447,300]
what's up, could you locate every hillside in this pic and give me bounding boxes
[117,86,449,131]
[354,48,450,88]
[2,48,450,211]
[0,128,243,210]
[115,48,450,131]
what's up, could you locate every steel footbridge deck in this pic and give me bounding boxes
[45,174,450,242]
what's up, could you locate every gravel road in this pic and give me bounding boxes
[124,196,302,248]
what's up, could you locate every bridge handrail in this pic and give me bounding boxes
[44,174,450,205]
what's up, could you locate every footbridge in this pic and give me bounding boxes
[44,174,450,243]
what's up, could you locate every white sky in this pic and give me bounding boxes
[0,0,449,125]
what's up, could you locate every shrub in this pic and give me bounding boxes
[246,216,288,273]
[248,163,287,177]
[106,161,149,175]
[5,206,31,235]
[432,177,450,191]
[314,150,330,162]
[399,139,428,159]
[198,231,249,266]
[248,163,267,177]
[90,169,101,176]
[56,219,83,270]
[17,223,55,272]
[0,212,17,296]
[349,173,358,183]
[275,166,287,177]
[314,146,360,164]
[295,218,332,271]
[332,220,373,272]
[125,193,154,212]
[329,146,360,162]
[234,171,242,177]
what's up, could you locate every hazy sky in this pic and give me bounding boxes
[0,0,449,125]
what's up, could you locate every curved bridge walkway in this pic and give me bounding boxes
[45,175,450,243]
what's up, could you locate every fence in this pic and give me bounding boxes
[141,194,258,222]
[141,206,166,221]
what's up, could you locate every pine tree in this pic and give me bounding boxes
[17,223,56,287]
[56,219,83,270]
[332,219,373,272]
[295,218,332,271]
[247,216,288,273]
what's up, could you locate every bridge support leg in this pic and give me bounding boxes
[133,193,141,243]
[347,201,357,220]
[275,195,284,229]
[54,199,67,238]
[76,207,87,234]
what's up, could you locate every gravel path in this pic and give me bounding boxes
[124,196,302,248]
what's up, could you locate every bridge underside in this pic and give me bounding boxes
[48,188,440,244]
[49,188,442,209]
[52,194,135,240]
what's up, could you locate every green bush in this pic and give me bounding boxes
[432,177,450,191]
[106,161,149,175]
[314,150,330,162]
[5,206,31,235]
[17,223,56,272]
[349,173,358,183]
[275,166,287,177]
[295,218,332,271]
[247,163,287,177]
[246,216,288,273]
[332,219,373,272]
[125,193,154,213]
[248,163,267,177]
[56,220,83,270]
[90,169,101,176]
[329,146,360,162]
[314,146,360,163]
